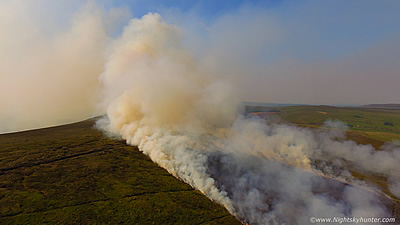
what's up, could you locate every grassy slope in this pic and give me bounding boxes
[0,119,240,225]
[277,105,400,146]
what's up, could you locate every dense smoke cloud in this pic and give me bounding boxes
[98,13,399,224]
[0,1,129,133]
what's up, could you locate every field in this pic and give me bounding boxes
[248,104,400,148]
[0,119,240,225]
[280,105,400,151]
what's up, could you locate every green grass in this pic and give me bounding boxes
[278,105,400,135]
[0,119,240,225]
[264,105,400,148]
[248,105,400,147]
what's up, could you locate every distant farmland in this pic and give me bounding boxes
[246,104,400,146]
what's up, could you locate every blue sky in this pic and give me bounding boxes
[104,0,400,63]
[110,0,282,20]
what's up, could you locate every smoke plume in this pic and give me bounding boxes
[98,13,400,224]
[0,1,129,133]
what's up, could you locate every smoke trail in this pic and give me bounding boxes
[99,13,399,224]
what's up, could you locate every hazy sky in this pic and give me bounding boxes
[159,0,400,105]
[108,0,400,105]
[1,0,399,132]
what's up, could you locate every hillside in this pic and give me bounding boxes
[0,119,240,225]
[360,104,400,110]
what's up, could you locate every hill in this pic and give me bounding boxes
[360,104,400,110]
[0,119,240,225]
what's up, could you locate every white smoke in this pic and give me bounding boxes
[0,1,130,133]
[98,13,399,224]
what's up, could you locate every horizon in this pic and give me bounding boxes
[2,102,400,135]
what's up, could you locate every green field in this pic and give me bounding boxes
[0,119,240,225]
[248,105,400,148]
[279,105,400,134]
